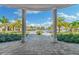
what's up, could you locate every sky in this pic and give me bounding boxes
[57,4,79,22]
[0,4,79,26]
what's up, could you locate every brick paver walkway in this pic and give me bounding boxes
[0,35,79,55]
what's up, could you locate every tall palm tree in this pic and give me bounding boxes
[63,22,70,32]
[69,20,79,32]
[0,16,9,31]
[72,21,79,32]
[9,23,15,31]
[14,19,22,32]
[57,17,65,33]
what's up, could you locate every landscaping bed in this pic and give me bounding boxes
[1,31,79,43]
[0,31,30,43]
[0,34,22,43]
[57,33,79,43]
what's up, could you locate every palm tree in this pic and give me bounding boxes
[14,19,22,32]
[9,23,15,31]
[48,26,53,30]
[63,22,70,32]
[69,20,79,32]
[0,16,9,31]
[57,17,65,33]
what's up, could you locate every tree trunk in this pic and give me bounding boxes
[70,28,72,32]
[13,26,15,31]
[58,27,61,33]
[5,25,8,31]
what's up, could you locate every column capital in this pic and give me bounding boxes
[51,7,57,11]
[22,8,29,11]
[22,8,26,11]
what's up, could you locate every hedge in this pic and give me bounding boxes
[57,33,79,43]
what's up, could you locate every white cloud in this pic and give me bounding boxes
[28,21,52,27]
[28,23,41,27]
[14,9,22,16]
[14,10,41,16]
[76,13,79,16]
[26,20,29,24]
[48,17,51,20]
[42,21,52,27]
[43,21,52,25]
[9,20,15,23]
[27,11,41,14]
[58,12,77,21]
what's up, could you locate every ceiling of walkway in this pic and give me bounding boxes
[5,4,72,10]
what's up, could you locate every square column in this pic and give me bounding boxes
[21,8,26,43]
[52,8,57,42]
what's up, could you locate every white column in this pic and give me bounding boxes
[52,8,57,42]
[21,8,26,43]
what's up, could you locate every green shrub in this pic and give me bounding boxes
[57,33,79,43]
[36,30,42,35]
[0,34,22,43]
[0,32,30,43]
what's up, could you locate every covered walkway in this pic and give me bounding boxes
[0,35,79,55]
[0,4,74,55]
[5,4,72,42]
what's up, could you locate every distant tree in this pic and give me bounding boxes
[0,16,9,31]
[63,22,70,32]
[41,26,45,30]
[69,20,79,32]
[9,23,15,31]
[14,19,22,32]
[48,27,53,30]
[57,17,65,32]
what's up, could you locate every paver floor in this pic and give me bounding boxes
[0,35,79,55]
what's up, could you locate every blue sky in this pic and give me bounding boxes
[0,4,79,26]
[57,4,79,22]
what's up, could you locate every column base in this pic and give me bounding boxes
[51,41,58,43]
[21,36,26,43]
[21,40,25,43]
[50,41,58,45]
[50,37,58,44]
